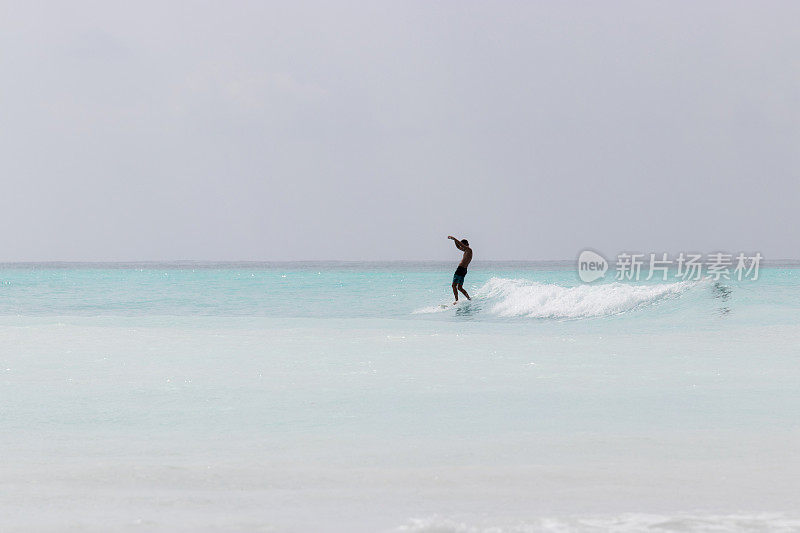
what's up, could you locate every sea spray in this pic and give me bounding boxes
[412,278,697,318]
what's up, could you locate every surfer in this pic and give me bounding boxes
[447,236,472,304]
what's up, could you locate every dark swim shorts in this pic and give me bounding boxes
[452,266,468,285]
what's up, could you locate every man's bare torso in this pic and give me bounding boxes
[459,248,473,268]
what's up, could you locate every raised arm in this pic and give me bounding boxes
[448,235,466,251]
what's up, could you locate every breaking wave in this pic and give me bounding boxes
[414,278,697,319]
[393,513,800,532]
[477,277,695,318]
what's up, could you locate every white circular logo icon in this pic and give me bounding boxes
[577,250,608,283]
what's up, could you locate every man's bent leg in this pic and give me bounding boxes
[458,285,471,300]
[452,284,459,304]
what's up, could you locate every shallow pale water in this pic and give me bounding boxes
[1,262,800,532]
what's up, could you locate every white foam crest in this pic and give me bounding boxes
[394,513,800,532]
[475,277,694,319]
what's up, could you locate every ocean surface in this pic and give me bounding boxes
[2,261,800,532]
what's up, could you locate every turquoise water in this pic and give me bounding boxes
[2,262,800,531]
[2,261,798,322]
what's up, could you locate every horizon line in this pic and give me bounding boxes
[1,258,798,266]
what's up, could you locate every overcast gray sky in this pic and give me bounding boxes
[1,1,798,261]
